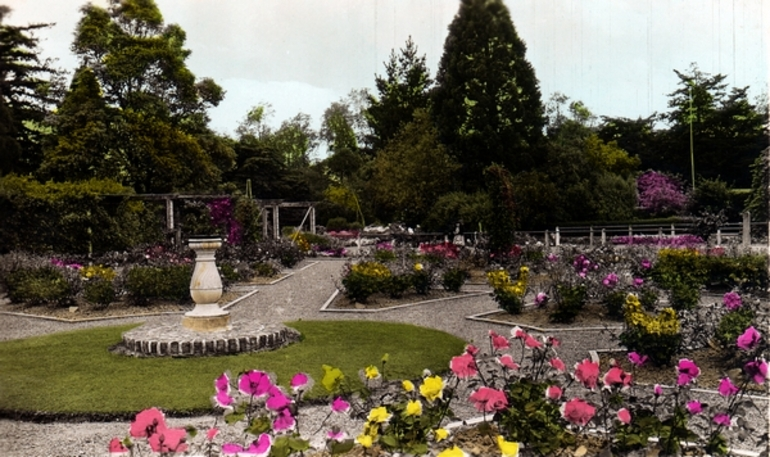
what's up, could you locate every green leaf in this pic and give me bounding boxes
[246,415,272,435]
[224,411,245,426]
[329,439,355,455]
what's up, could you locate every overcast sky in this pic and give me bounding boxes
[5,0,769,148]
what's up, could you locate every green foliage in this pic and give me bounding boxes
[369,109,459,226]
[702,254,768,291]
[441,267,468,293]
[651,248,707,311]
[497,379,573,455]
[83,277,115,307]
[484,164,517,254]
[715,307,755,349]
[373,249,397,263]
[325,217,350,232]
[688,177,738,219]
[432,0,545,190]
[0,175,154,254]
[745,148,769,222]
[411,267,432,295]
[550,284,587,323]
[620,295,681,366]
[602,290,627,319]
[382,274,412,299]
[5,266,72,306]
[422,191,490,233]
[252,261,279,278]
[341,261,391,303]
[124,265,192,305]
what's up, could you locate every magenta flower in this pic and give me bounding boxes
[717,377,739,397]
[130,407,167,438]
[468,387,509,412]
[148,428,188,453]
[222,443,245,455]
[331,396,350,413]
[628,352,648,367]
[549,357,566,372]
[632,277,644,288]
[497,354,519,370]
[676,359,701,385]
[273,408,296,432]
[108,438,128,455]
[653,384,663,396]
[535,292,548,306]
[723,291,742,311]
[603,366,633,389]
[215,373,230,392]
[266,385,292,411]
[213,390,234,408]
[238,370,273,397]
[489,330,510,350]
[547,253,559,262]
[602,273,619,288]
[744,359,769,384]
[243,434,273,456]
[713,413,733,427]
[641,259,652,269]
[290,372,311,393]
[561,398,596,426]
[450,352,478,379]
[327,428,347,441]
[574,359,600,390]
[737,326,762,351]
[545,385,562,400]
[686,401,703,414]
[617,408,632,425]
[523,334,543,349]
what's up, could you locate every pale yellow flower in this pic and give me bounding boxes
[364,365,380,380]
[402,380,415,392]
[433,428,449,442]
[414,263,423,271]
[356,434,373,448]
[405,400,422,417]
[367,406,391,423]
[419,375,445,402]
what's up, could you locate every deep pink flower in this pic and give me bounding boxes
[273,408,296,432]
[574,359,600,389]
[222,443,245,455]
[239,370,273,397]
[723,292,742,311]
[686,401,703,414]
[489,331,510,350]
[148,428,188,453]
[737,326,762,351]
[465,344,480,356]
[497,354,519,370]
[331,396,350,413]
[561,398,596,426]
[641,259,652,269]
[549,357,566,372]
[242,434,272,456]
[290,372,310,392]
[450,353,478,379]
[744,359,769,384]
[108,438,128,455]
[603,366,633,388]
[617,408,631,425]
[511,326,526,339]
[207,428,219,441]
[214,390,234,408]
[632,277,644,288]
[545,385,562,400]
[266,385,292,411]
[547,336,561,348]
[677,359,700,385]
[523,334,543,349]
[713,413,733,427]
[130,407,167,438]
[653,384,663,396]
[468,387,509,412]
[628,352,648,367]
[718,377,739,397]
[602,273,619,288]
[215,373,230,392]
[535,292,548,306]
[327,428,347,441]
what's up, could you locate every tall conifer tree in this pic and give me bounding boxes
[432,0,545,190]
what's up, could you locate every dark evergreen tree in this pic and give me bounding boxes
[0,6,60,175]
[432,0,545,191]
[365,36,432,153]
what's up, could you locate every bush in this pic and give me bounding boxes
[411,265,432,295]
[253,261,279,277]
[620,294,681,366]
[441,267,468,293]
[715,307,755,350]
[83,278,115,307]
[488,267,528,315]
[602,290,627,319]
[124,265,192,305]
[382,274,412,299]
[341,261,391,303]
[325,217,349,232]
[5,266,72,306]
[550,284,587,323]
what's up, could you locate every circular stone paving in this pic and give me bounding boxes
[114,319,300,357]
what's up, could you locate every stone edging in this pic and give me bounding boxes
[466,309,623,333]
[319,289,489,313]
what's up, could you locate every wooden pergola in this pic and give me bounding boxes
[256,199,317,240]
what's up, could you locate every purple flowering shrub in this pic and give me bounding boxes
[636,171,688,216]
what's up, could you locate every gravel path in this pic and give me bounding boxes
[0,259,765,456]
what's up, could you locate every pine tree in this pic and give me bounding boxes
[432,0,545,191]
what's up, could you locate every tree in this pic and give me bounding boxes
[660,64,768,187]
[271,113,318,169]
[68,0,227,192]
[365,37,432,152]
[432,0,545,190]
[369,109,459,226]
[0,6,61,175]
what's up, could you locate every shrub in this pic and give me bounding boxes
[441,267,468,293]
[325,217,349,232]
[620,294,681,366]
[5,266,72,306]
[636,170,688,217]
[124,265,192,305]
[83,278,115,307]
[715,307,755,350]
[341,261,391,303]
[382,274,412,299]
[373,248,397,262]
[602,290,627,319]
[550,284,587,323]
[488,267,528,314]
[252,261,279,277]
[411,263,432,295]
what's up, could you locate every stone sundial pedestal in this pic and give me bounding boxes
[182,238,230,332]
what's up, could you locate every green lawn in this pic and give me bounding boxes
[0,320,466,415]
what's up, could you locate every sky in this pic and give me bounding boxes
[4,0,769,152]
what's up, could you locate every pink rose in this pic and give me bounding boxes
[450,352,478,379]
[561,398,595,426]
[469,387,508,412]
[574,359,600,389]
[617,408,631,424]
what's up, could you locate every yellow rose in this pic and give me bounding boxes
[434,428,449,442]
[419,375,444,402]
[364,365,380,380]
[356,434,373,448]
[367,406,391,423]
[405,400,422,417]
[497,436,520,457]
[402,380,415,392]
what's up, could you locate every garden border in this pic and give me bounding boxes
[466,309,624,333]
[319,289,489,314]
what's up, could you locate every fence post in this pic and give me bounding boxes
[544,230,550,250]
[601,228,606,245]
[628,225,632,238]
[658,227,663,237]
[589,226,594,247]
[671,224,675,236]
[716,229,722,246]
[743,211,751,249]
[556,227,560,246]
